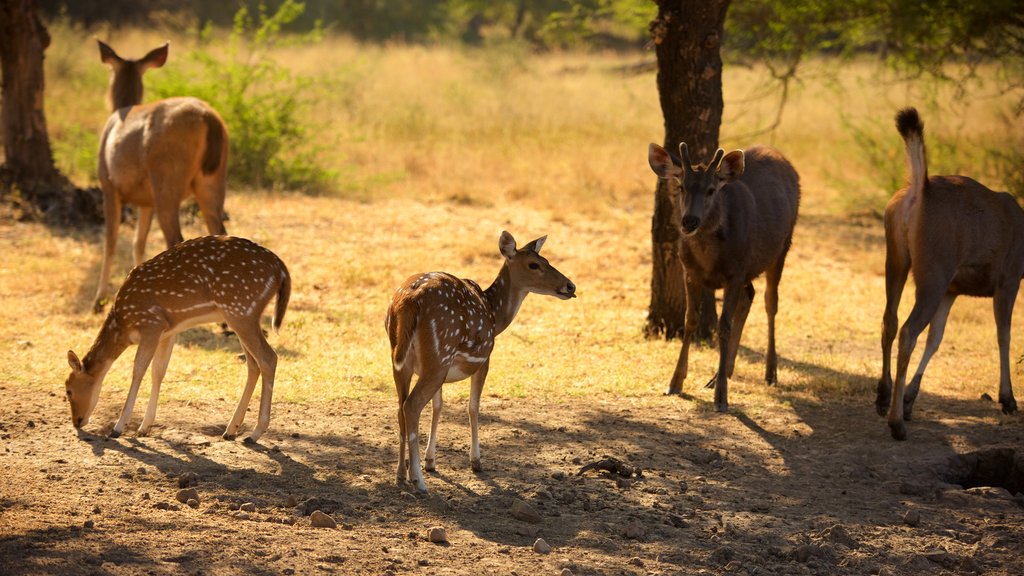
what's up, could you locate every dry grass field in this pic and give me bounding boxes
[1,26,1022,576]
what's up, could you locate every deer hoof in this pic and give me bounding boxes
[665,387,682,396]
[424,459,435,472]
[92,298,108,314]
[713,402,728,413]
[415,481,428,494]
[888,421,907,441]
[222,432,237,441]
[242,436,257,445]
[1000,398,1018,414]
[471,458,482,472]
[108,428,122,439]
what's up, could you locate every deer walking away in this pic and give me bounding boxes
[877,107,1024,440]
[648,141,800,412]
[65,236,290,443]
[93,40,230,312]
[386,231,576,493]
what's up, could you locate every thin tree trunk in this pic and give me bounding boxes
[644,0,730,342]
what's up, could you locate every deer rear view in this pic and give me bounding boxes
[877,107,1024,440]
[65,235,290,442]
[648,141,800,411]
[386,231,576,493]
[93,40,230,312]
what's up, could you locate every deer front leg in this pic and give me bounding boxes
[111,329,164,438]
[711,281,745,413]
[994,285,1018,414]
[138,335,175,435]
[424,389,443,472]
[668,275,703,395]
[468,362,489,472]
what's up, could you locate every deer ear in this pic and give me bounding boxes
[68,350,83,373]
[523,235,547,254]
[648,143,682,180]
[716,150,745,183]
[499,231,517,260]
[97,39,122,66]
[139,43,169,72]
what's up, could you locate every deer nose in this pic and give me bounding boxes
[566,281,576,294]
[681,215,701,233]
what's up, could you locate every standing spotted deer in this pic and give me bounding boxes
[93,40,230,312]
[648,142,800,411]
[877,107,1024,440]
[65,236,290,442]
[386,231,576,493]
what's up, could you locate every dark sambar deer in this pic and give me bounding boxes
[648,142,800,411]
[877,107,1024,440]
[93,40,230,312]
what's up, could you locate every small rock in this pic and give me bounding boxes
[281,516,297,526]
[980,392,993,402]
[310,510,337,529]
[427,526,448,543]
[240,502,256,512]
[678,480,689,493]
[154,502,180,511]
[515,525,540,538]
[141,492,150,500]
[532,538,551,554]
[903,510,921,527]
[175,488,199,504]
[137,467,147,475]
[417,559,429,566]
[285,495,298,508]
[628,557,644,567]
[92,505,101,514]
[535,489,552,500]
[186,498,199,509]
[965,486,1014,501]
[623,521,646,540]
[177,472,198,488]
[511,500,543,524]
[552,471,566,480]
[236,511,251,521]
[559,570,573,576]
[616,477,633,489]
[83,520,94,529]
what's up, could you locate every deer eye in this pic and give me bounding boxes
[528,262,540,270]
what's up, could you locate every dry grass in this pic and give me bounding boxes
[3,25,1022,434]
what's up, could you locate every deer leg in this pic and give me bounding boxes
[403,370,446,493]
[669,275,703,395]
[424,388,443,472]
[724,282,754,381]
[994,285,1018,414]
[138,335,175,435]
[888,280,946,440]
[393,363,414,485]
[764,242,789,385]
[111,328,165,438]
[227,318,277,443]
[468,362,489,472]
[903,293,955,420]
[94,192,122,312]
[194,176,228,235]
[151,172,186,248]
[132,205,154,267]
[710,280,745,412]
[877,240,911,415]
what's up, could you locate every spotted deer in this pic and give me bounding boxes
[93,40,230,312]
[65,236,290,442]
[386,231,576,493]
[648,141,800,412]
[877,107,1024,440]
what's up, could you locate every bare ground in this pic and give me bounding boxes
[2,376,1022,575]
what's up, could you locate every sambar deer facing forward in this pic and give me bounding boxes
[386,231,576,493]
[93,40,230,312]
[66,236,290,442]
[648,142,800,412]
[877,107,1024,440]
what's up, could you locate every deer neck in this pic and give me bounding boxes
[108,73,144,111]
[82,314,130,378]
[484,263,529,336]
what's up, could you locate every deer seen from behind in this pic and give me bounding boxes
[93,40,230,312]
[648,141,800,412]
[877,107,1024,440]
[65,236,290,443]
[386,231,576,493]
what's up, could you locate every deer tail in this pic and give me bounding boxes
[388,300,418,373]
[272,265,291,334]
[895,107,928,202]
[201,111,227,175]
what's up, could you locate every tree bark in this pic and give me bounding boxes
[644,0,730,342]
[0,0,100,222]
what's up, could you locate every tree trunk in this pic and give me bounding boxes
[644,0,730,342]
[0,0,100,222]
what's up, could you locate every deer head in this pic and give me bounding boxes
[648,143,745,234]
[98,39,169,111]
[65,349,104,428]
[498,231,576,300]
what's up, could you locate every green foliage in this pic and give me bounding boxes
[149,0,336,192]
[51,124,100,185]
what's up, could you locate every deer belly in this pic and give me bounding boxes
[444,354,487,383]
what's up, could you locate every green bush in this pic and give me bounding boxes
[149,0,335,192]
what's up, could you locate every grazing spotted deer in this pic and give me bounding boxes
[65,236,290,442]
[648,141,800,412]
[877,107,1024,440]
[93,40,230,312]
[386,231,576,493]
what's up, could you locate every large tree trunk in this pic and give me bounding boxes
[644,0,730,342]
[0,0,100,222]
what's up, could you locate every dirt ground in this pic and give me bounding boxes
[1,373,1022,576]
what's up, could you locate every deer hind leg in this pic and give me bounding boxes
[722,282,754,382]
[903,293,956,420]
[133,205,154,267]
[150,171,188,248]
[94,192,122,312]
[225,317,278,443]
[193,174,227,236]
[878,238,911,415]
[468,362,489,472]
[138,335,175,435]
[764,242,790,385]
[402,369,446,493]
[392,362,414,485]
[111,327,166,438]
[710,279,749,412]
[669,275,703,395]
[994,284,1019,414]
[424,389,443,472]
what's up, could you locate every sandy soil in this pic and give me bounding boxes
[1,375,1022,576]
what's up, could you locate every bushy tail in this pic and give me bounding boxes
[895,107,928,201]
[201,112,227,175]
[388,301,418,372]
[272,266,291,334]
